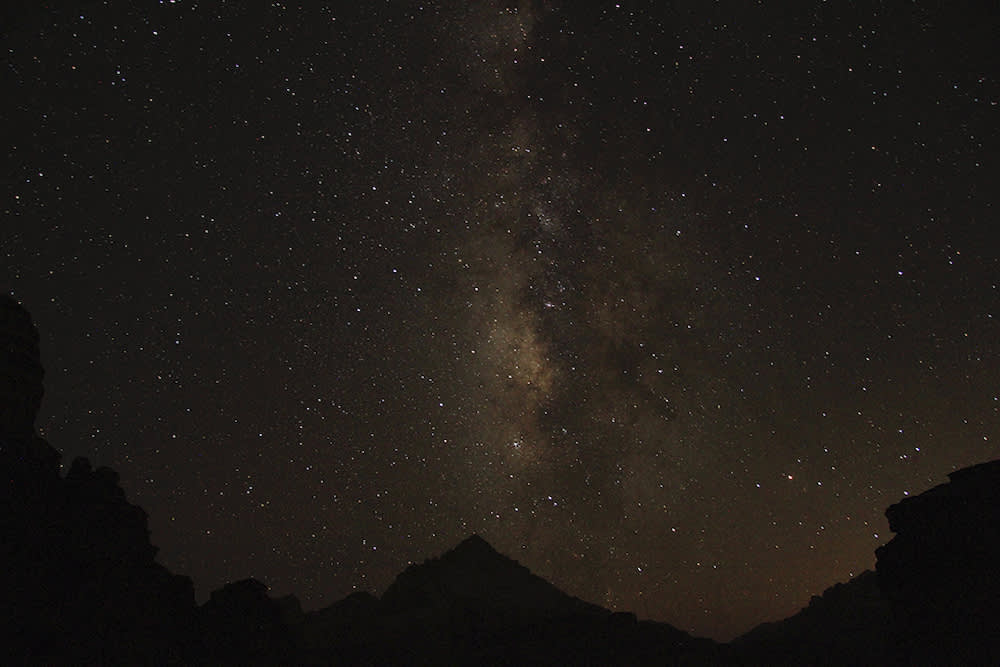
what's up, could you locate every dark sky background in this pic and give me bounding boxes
[3,0,998,640]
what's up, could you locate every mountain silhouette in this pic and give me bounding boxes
[728,459,1000,666]
[4,294,1000,664]
[295,534,712,665]
[380,533,607,619]
[728,570,894,665]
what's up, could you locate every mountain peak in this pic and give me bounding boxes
[380,535,606,619]
[456,533,493,551]
[447,533,501,561]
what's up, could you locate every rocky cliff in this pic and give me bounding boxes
[876,459,1000,664]
[1,295,199,664]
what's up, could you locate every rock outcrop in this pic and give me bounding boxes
[1,293,45,439]
[1,296,200,664]
[875,460,1000,665]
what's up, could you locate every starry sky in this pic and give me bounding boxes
[3,0,998,640]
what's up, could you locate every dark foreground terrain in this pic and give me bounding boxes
[4,296,998,665]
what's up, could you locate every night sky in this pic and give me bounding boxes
[3,1,998,640]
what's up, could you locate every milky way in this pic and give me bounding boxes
[3,1,997,639]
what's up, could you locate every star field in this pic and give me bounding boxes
[3,1,998,640]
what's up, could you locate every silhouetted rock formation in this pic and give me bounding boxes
[295,534,713,666]
[729,463,1000,666]
[1,296,200,664]
[876,460,1000,665]
[1,295,62,513]
[8,295,1000,664]
[199,578,296,665]
[1,294,45,439]
[4,296,715,666]
[381,533,607,619]
[729,570,894,665]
